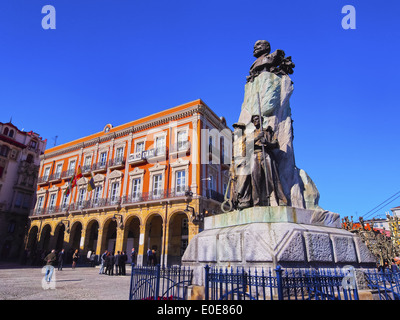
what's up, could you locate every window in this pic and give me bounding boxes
[61,193,69,210]
[26,154,34,164]
[153,174,163,198]
[176,170,186,195]
[3,128,8,135]
[155,136,166,155]
[68,160,76,175]
[36,196,44,214]
[55,163,63,179]
[78,188,86,206]
[8,130,14,138]
[0,145,10,157]
[48,193,56,212]
[83,156,92,171]
[8,221,16,234]
[115,147,124,161]
[131,178,141,200]
[177,131,188,151]
[22,195,31,209]
[110,182,119,204]
[93,185,102,205]
[99,152,107,167]
[14,192,23,208]
[43,167,50,180]
[135,141,145,153]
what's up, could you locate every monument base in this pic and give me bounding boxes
[181,206,376,286]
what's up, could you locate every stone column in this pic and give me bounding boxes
[115,227,125,253]
[137,225,145,265]
[96,229,104,255]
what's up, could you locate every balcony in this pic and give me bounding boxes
[31,205,69,216]
[146,146,167,163]
[61,169,75,179]
[121,187,192,206]
[91,161,107,173]
[170,141,191,158]
[128,151,146,165]
[108,157,125,169]
[82,164,92,176]
[48,172,62,182]
[37,176,50,185]
[128,147,167,165]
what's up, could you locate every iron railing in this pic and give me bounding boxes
[204,265,359,300]
[129,265,193,300]
[363,269,400,300]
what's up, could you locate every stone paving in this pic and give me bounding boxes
[0,263,132,300]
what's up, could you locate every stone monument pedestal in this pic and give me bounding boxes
[181,206,376,286]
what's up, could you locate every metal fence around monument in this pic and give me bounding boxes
[362,269,400,300]
[204,265,360,300]
[129,265,193,300]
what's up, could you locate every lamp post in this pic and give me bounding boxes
[112,214,123,229]
[184,205,206,224]
[59,219,70,234]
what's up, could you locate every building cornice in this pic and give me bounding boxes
[41,101,228,161]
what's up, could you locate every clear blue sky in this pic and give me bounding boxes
[1,0,399,220]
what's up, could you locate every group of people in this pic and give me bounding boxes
[98,250,129,276]
[146,248,157,266]
[377,257,400,272]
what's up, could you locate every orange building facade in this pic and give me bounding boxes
[26,100,231,265]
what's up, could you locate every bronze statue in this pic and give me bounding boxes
[249,115,287,207]
[246,40,295,83]
[232,122,252,210]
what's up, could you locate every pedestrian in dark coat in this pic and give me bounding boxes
[114,251,120,275]
[131,248,137,266]
[57,249,65,271]
[120,251,127,275]
[106,252,114,276]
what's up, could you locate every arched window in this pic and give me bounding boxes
[3,127,9,135]
[26,154,34,163]
[8,129,14,138]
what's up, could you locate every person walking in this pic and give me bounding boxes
[89,251,96,267]
[99,250,107,274]
[120,251,127,275]
[114,251,120,275]
[57,249,65,271]
[147,248,152,266]
[72,249,79,270]
[43,249,57,283]
[130,248,137,267]
[151,249,157,266]
[105,252,114,276]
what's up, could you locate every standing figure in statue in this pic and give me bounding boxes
[232,122,252,209]
[250,115,287,207]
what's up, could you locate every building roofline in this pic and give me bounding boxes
[42,99,227,160]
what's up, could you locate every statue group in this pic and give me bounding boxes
[224,40,294,211]
[182,39,376,279]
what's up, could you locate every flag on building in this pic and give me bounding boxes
[70,165,82,189]
[87,172,95,192]
[63,165,82,196]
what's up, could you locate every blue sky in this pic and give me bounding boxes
[1,0,399,220]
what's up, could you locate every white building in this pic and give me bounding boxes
[0,121,46,261]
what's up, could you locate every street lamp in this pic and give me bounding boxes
[184,205,206,224]
[112,214,123,229]
[59,219,70,234]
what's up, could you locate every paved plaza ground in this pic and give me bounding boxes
[0,262,132,300]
